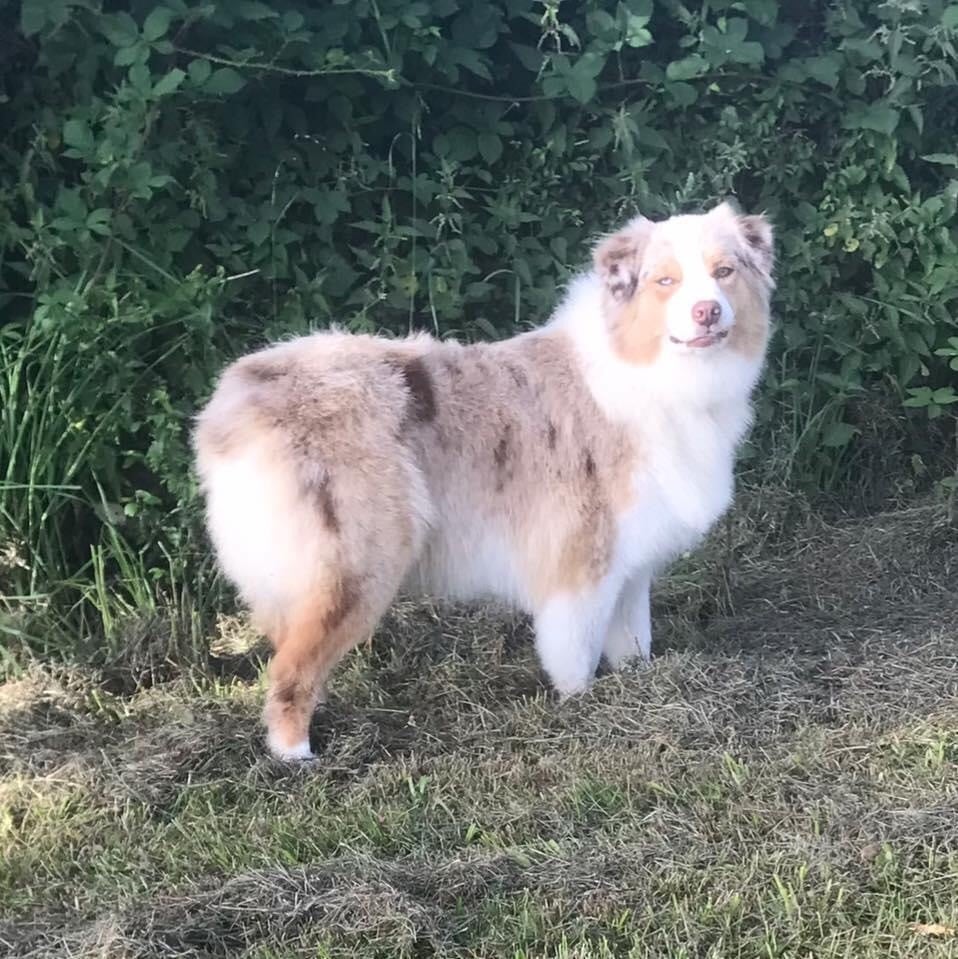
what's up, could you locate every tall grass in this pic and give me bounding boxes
[0,292,223,666]
[1,322,98,640]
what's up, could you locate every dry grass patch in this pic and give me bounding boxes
[1,504,956,957]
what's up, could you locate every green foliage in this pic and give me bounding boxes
[1,0,957,639]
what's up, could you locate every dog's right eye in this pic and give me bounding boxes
[656,277,675,287]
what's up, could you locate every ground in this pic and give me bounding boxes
[1,502,957,958]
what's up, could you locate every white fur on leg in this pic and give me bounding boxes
[534,589,618,697]
[267,732,314,762]
[604,571,652,668]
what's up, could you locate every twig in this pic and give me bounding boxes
[174,46,396,81]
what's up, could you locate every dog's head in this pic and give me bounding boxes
[593,202,774,368]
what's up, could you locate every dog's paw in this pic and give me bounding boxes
[267,734,315,762]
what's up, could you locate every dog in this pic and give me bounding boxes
[194,201,774,760]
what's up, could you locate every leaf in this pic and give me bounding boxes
[236,0,279,20]
[666,82,697,107]
[822,422,858,447]
[944,6,958,29]
[282,10,304,31]
[624,14,652,48]
[114,44,143,67]
[565,69,597,104]
[804,54,840,87]
[20,0,48,35]
[56,188,86,221]
[477,132,502,164]
[575,52,606,79]
[451,6,501,49]
[932,387,958,405]
[843,103,900,135]
[152,68,185,98]
[455,49,493,82]
[62,119,93,152]
[510,43,544,73]
[586,9,616,38]
[314,187,350,226]
[142,7,172,42]
[445,126,477,162]
[205,67,247,95]
[564,56,604,104]
[726,18,748,42]
[99,12,139,47]
[903,388,934,408]
[733,41,765,65]
[559,23,581,48]
[905,103,925,133]
[541,74,565,97]
[898,353,920,386]
[85,209,112,236]
[666,55,708,81]
[922,153,958,166]
[249,221,270,246]
[129,62,152,95]
[188,59,212,85]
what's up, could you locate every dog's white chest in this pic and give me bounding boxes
[617,406,742,572]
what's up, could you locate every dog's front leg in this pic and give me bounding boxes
[603,570,653,668]
[533,585,620,697]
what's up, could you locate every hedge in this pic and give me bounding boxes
[1,0,957,638]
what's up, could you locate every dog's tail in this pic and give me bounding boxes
[193,347,338,625]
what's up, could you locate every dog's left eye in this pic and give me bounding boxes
[656,277,675,287]
[714,266,734,279]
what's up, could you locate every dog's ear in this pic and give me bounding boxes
[738,212,774,275]
[593,216,654,303]
[712,201,774,276]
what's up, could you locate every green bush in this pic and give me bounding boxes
[1,0,957,646]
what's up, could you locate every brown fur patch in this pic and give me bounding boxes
[611,258,680,366]
[583,450,596,479]
[726,277,771,360]
[702,244,771,361]
[546,501,616,598]
[594,218,654,303]
[493,424,514,492]
[442,356,464,386]
[493,433,510,470]
[314,476,339,533]
[740,213,774,271]
[395,356,437,423]
[239,356,288,383]
[274,680,299,705]
[506,363,528,389]
[324,574,360,634]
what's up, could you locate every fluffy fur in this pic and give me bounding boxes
[194,201,775,759]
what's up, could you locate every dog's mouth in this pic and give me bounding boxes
[669,330,729,349]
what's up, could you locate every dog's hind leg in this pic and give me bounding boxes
[262,563,413,761]
[262,578,356,761]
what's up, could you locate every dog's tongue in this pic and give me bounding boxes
[687,334,717,348]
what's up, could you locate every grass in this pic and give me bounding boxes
[1,501,957,957]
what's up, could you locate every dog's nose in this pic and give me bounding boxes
[691,300,722,328]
